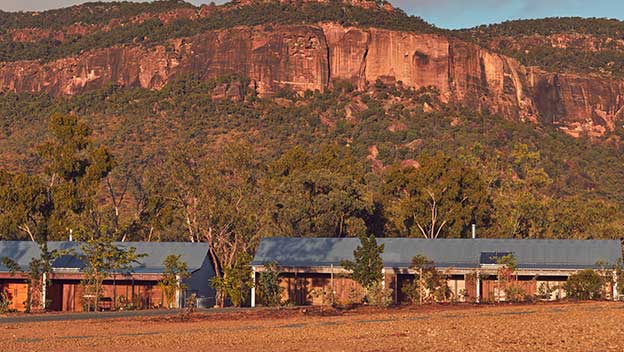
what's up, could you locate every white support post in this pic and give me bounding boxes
[476,271,481,304]
[381,268,386,289]
[251,266,256,308]
[41,272,47,310]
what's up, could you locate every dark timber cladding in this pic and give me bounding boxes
[0,241,216,312]
[251,238,623,306]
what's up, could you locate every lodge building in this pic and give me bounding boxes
[0,241,215,312]
[251,238,623,306]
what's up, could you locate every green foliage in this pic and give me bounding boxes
[256,262,283,307]
[504,285,528,303]
[267,145,373,238]
[0,171,53,241]
[564,269,606,300]
[341,234,384,290]
[494,253,526,302]
[407,255,451,303]
[159,254,191,308]
[384,152,491,238]
[0,256,19,274]
[210,253,253,308]
[366,281,393,307]
[23,113,114,239]
[496,254,518,274]
[78,235,142,311]
[537,282,560,301]
[0,289,14,313]
[400,281,421,304]
[1,78,624,244]
[10,243,62,313]
[0,1,193,30]
[459,17,624,77]
[464,17,624,40]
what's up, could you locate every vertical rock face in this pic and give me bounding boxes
[0,23,622,136]
[322,23,370,88]
[366,29,450,95]
[531,73,624,136]
[0,25,330,97]
[165,25,330,95]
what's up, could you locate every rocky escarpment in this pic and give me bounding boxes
[0,23,623,136]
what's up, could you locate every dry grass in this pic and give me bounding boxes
[2,302,624,351]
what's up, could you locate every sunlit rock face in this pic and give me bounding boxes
[0,23,622,136]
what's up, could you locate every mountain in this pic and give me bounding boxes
[2,1,624,240]
[0,0,622,138]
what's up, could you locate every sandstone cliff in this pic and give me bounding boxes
[0,23,622,136]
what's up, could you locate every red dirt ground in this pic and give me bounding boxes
[2,302,624,351]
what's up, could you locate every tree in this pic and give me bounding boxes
[492,144,552,239]
[495,253,524,302]
[37,113,114,239]
[0,171,52,242]
[78,235,142,311]
[156,146,203,243]
[404,255,450,304]
[385,152,491,238]
[256,262,283,307]
[210,253,253,308]
[16,243,62,312]
[341,234,384,293]
[267,146,373,238]
[197,142,267,307]
[547,198,619,239]
[159,254,191,309]
[155,141,266,307]
[127,164,182,242]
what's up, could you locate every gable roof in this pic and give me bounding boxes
[252,237,623,270]
[0,241,210,274]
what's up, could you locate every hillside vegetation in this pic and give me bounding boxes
[0,1,194,30]
[458,17,624,77]
[0,0,437,63]
[2,77,623,243]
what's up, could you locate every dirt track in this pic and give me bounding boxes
[2,302,624,351]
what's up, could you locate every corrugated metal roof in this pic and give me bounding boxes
[252,237,623,270]
[0,241,210,274]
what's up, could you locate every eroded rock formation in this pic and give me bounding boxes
[1,23,623,136]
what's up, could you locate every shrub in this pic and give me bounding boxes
[401,280,421,304]
[564,270,606,300]
[504,285,527,303]
[0,290,14,313]
[346,287,364,307]
[310,287,334,312]
[256,262,283,307]
[537,282,560,301]
[367,281,393,308]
